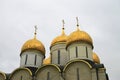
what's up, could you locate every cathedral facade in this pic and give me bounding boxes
[0,19,109,80]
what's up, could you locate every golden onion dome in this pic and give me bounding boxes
[43,56,51,64]
[66,28,93,48]
[21,26,45,55]
[51,20,67,47]
[51,28,67,47]
[92,52,100,64]
[66,17,93,48]
[21,38,45,54]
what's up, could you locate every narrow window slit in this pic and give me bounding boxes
[47,72,50,80]
[76,47,78,57]
[76,68,80,80]
[25,55,28,65]
[86,47,88,58]
[34,55,37,65]
[58,50,60,64]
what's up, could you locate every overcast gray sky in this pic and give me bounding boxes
[0,0,120,79]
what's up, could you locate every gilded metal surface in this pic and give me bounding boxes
[66,29,93,47]
[21,38,45,54]
[51,28,67,47]
[93,52,100,64]
[43,56,51,64]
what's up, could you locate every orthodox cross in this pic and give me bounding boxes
[76,17,79,27]
[34,25,37,38]
[62,20,65,30]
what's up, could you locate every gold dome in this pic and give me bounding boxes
[21,38,45,54]
[66,28,93,48]
[51,27,67,47]
[43,56,51,64]
[93,52,100,64]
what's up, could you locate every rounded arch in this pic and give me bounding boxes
[0,71,6,80]
[63,59,92,80]
[63,59,92,71]
[9,68,32,80]
[35,64,61,80]
[36,64,61,73]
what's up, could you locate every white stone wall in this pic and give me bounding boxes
[60,49,69,65]
[0,62,108,80]
[67,42,93,61]
[9,69,32,80]
[98,68,107,80]
[20,50,44,67]
[50,43,68,66]
[36,65,61,80]
[51,50,58,64]
[64,61,92,80]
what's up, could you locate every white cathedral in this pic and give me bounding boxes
[0,18,109,80]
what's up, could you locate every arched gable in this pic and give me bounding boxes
[64,59,92,71]
[0,71,6,80]
[9,68,32,80]
[35,64,61,80]
[63,59,92,80]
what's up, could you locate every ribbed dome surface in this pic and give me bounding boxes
[67,29,93,47]
[93,52,100,64]
[21,38,45,54]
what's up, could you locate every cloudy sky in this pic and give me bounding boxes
[0,0,120,79]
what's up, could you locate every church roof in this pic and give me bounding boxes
[21,26,45,55]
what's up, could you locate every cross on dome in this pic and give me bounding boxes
[76,17,80,30]
[62,20,65,30]
[34,25,37,39]
[62,20,65,35]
